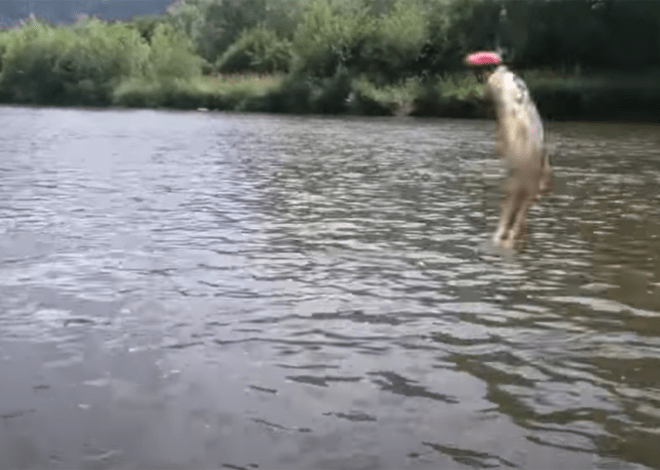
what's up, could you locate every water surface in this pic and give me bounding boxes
[0,107,659,469]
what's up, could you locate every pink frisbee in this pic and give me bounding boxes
[465,51,502,66]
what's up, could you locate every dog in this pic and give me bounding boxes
[465,52,552,247]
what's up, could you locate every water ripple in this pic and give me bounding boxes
[0,109,658,469]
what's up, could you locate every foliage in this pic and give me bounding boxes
[112,73,285,110]
[290,0,376,77]
[169,0,302,62]
[357,0,428,81]
[208,73,285,96]
[147,22,203,80]
[129,13,171,43]
[0,20,150,104]
[216,24,291,74]
[0,23,75,103]
[0,17,203,105]
[0,0,657,119]
[422,0,500,73]
[506,0,660,70]
[435,72,482,100]
[192,0,270,62]
[353,75,421,105]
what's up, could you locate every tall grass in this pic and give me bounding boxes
[112,73,286,110]
[353,76,422,105]
[435,73,481,99]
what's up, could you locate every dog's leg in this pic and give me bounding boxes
[539,152,552,194]
[493,191,516,243]
[507,194,533,242]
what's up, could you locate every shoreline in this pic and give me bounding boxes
[1,74,658,123]
[1,100,657,124]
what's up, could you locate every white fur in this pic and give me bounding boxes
[484,65,552,246]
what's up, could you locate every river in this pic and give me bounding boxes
[0,107,659,469]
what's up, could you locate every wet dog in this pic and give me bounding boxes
[466,53,552,247]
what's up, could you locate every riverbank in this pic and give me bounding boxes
[107,71,660,122]
[2,71,659,122]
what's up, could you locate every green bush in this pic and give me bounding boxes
[357,0,428,81]
[0,23,76,103]
[169,0,302,63]
[128,13,170,44]
[216,24,291,73]
[194,0,270,62]
[290,0,376,77]
[55,21,150,104]
[0,20,150,105]
[0,18,204,106]
[148,23,204,80]
[308,66,353,113]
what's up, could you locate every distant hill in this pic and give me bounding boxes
[0,1,178,27]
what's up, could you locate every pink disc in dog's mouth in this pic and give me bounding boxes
[465,51,502,66]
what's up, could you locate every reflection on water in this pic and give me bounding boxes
[0,107,659,469]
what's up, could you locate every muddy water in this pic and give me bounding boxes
[0,107,659,469]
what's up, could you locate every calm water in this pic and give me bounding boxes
[0,107,659,470]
